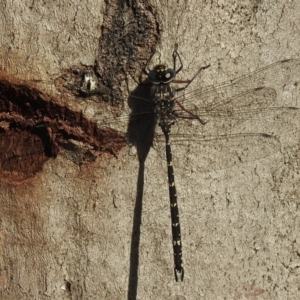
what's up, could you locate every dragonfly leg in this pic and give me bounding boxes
[138,50,157,85]
[144,51,156,75]
[173,44,183,74]
[175,64,211,92]
[175,100,206,125]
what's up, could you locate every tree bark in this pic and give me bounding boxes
[0,1,300,299]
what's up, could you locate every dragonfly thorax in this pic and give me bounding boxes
[151,77,176,128]
[154,97,176,128]
[148,64,176,84]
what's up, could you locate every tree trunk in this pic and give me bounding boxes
[0,1,300,299]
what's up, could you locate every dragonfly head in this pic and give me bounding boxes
[148,64,176,84]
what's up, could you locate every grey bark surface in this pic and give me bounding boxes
[1,1,300,299]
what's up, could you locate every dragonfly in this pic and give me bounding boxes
[97,47,299,282]
[145,46,212,282]
[1,48,299,280]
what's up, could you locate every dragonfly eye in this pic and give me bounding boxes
[148,70,161,84]
[162,69,176,83]
[148,65,176,84]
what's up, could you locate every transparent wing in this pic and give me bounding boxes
[100,59,300,131]
[154,133,281,173]
[173,59,300,113]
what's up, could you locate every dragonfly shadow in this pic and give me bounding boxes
[126,80,156,299]
[127,81,156,162]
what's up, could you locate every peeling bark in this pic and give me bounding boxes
[0,76,126,183]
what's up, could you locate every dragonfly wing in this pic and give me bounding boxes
[154,133,280,173]
[173,59,300,121]
[174,87,277,129]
